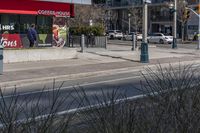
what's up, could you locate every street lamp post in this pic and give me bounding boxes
[198,7,200,50]
[173,0,177,49]
[128,13,131,33]
[198,12,200,49]
[142,3,148,43]
[169,0,177,49]
[140,0,150,63]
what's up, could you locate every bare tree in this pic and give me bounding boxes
[128,7,143,33]
[69,4,106,27]
[176,0,188,41]
[164,0,188,41]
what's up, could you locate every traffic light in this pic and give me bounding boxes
[194,4,200,14]
[183,8,190,21]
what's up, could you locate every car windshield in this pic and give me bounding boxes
[152,33,162,36]
[116,30,122,33]
[109,31,114,33]
[148,34,154,36]
[163,33,172,36]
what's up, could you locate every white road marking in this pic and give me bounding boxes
[1,75,141,99]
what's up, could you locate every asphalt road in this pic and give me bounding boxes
[1,63,200,123]
[0,70,145,121]
[108,39,198,49]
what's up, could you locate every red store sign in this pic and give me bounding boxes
[38,10,70,17]
[0,0,74,17]
[0,34,23,48]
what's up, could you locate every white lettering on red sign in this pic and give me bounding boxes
[38,10,70,17]
[0,34,23,48]
[0,37,17,47]
[0,24,15,31]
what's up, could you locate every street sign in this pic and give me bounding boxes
[143,0,151,4]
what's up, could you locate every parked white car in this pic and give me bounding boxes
[147,33,173,44]
[136,33,142,41]
[107,30,123,40]
[123,32,143,41]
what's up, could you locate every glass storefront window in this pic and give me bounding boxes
[0,14,54,47]
[37,16,53,44]
[20,15,36,34]
[0,14,52,35]
[37,16,52,34]
[0,14,20,34]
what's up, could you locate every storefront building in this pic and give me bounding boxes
[0,0,74,48]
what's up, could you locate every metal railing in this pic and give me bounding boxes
[67,35,107,49]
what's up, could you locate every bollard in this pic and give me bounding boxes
[140,42,149,63]
[0,46,3,74]
[105,36,107,49]
[131,33,136,51]
[67,32,70,47]
[81,34,85,53]
[172,38,177,49]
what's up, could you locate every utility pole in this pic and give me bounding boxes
[142,3,148,43]
[172,0,177,49]
[128,13,131,33]
[198,3,200,50]
[140,0,150,63]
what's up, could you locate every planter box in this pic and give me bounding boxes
[3,48,77,63]
[95,36,106,48]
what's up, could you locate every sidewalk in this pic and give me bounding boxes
[84,44,200,61]
[1,45,200,88]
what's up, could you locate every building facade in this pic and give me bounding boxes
[106,0,173,34]
[106,0,198,39]
[0,0,75,48]
[0,0,91,48]
[187,0,199,40]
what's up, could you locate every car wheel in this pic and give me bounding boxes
[110,35,114,40]
[159,39,164,44]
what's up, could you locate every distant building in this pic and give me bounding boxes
[105,0,198,40]
[187,0,199,40]
[106,0,173,34]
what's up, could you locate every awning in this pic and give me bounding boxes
[0,0,74,17]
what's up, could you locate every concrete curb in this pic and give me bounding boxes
[4,48,77,63]
[107,42,157,48]
[1,59,200,88]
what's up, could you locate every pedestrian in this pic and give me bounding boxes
[27,24,37,47]
[69,32,73,47]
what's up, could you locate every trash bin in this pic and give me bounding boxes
[140,42,149,63]
[0,46,3,74]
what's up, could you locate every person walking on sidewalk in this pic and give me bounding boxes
[27,24,37,47]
